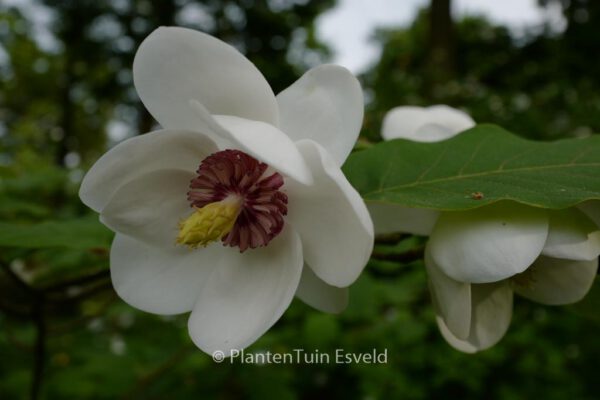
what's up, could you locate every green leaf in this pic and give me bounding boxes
[0,216,113,250]
[0,196,49,218]
[344,124,600,210]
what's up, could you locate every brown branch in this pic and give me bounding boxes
[374,233,411,245]
[40,268,110,293]
[45,280,113,305]
[371,247,425,264]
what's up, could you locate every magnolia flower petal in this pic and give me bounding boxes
[286,140,374,287]
[425,245,471,339]
[578,200,600,228]
[436,282,513,353]
[213,115,312,185]
[468,282,513,349]
[382,106,430,141]
[513,256,598,305]
[110,233,220,315]
[101,169,193,248]
[295,265,349,314]
[276,64,363,165]
[412,123,458,142]
[429,202,549,283]
[436,316,478,353]
[427,105,475,134]
[542,208,600,261]
[80,130,218,213]
[381,105,474,142]
[188,227,303,356]
[367,202,439,236]
[133,27,278,128]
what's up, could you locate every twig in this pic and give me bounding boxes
[45,280,113,305]
[40,268,110,293]
[371,247,425,264]
[374,232,411,245]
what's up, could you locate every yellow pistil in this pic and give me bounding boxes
[176,197,242,249]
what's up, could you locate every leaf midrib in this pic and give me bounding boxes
[364,161,600,196]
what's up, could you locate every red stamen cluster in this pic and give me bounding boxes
[188,149,288,252]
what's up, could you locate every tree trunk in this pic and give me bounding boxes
[427,0,456,95]
[56,50,73,166]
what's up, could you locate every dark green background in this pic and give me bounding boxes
[1,0,599,399]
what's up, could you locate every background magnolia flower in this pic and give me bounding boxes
[381,104,475,142]
[79,27,374,357]
[427,204,600,353]
[373,105,600,352]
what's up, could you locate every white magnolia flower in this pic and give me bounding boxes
[427,204,600,353]
[381,104,475,142]
[79,27,374,356]
[374,105,600,352]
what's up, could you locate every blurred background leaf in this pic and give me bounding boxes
[0,216,112,249]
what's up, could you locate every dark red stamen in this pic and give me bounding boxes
[188,150,288,252]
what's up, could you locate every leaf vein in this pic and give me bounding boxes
[365,162,600,196]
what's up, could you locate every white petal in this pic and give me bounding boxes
[425,245,471,339]
[213,115,312,185]
[468,282,513,349]
[286,140,374,287]
[436,317,478,353]
[367,201,439,236]
[110,233,219,315]
[295,265,349,314]
[578,200,600,228]
[426,105,475,134]
[276,64,363,165]
[412,123,458,142]
[429,202,549,283]
[80,129,218,213]
[101,169,193,248]
[133,27,278,129]
[542,208,600,261]
[187,227,303,356]
[381,105,474,142]
[513,256,598,305]
[437,282,513,353]
[382,106,430,141]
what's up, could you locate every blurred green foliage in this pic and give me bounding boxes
[363,0,600,143]
[1,0,599,399]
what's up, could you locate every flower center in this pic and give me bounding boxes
[176,195,242,249]
[178,149,288,252]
